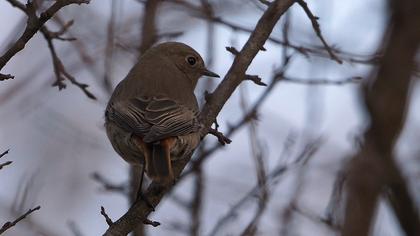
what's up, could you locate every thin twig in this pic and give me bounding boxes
[0,206,41,235]
[101,206,113,226]
[208,128,232,145]
[0,149,9,159]
[4,0,95,99]
[0,74,14,81]
[209,137,322,236]
[1,0,90,75]
[91,172,128,195]
[245,75,267,86]
[42,29,96,99]
[296,0,342,64]
[0,161,12,170]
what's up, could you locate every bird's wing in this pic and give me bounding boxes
[106,96,201,143]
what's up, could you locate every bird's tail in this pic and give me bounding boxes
[150,138,175,183]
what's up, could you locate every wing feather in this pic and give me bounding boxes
[106,96,200,143]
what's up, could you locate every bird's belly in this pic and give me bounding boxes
[105,122,145,166]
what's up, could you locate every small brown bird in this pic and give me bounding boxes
[105,42,219,184]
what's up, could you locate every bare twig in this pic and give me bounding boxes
[225,46,239,55]
[209,137,322,236]
[167,0,370,64]
[4,0,95,99]
[208,128,232,145]
[0,206,41,235]
[142,218,160,227]
[0,74,14,81]
[42,28,96,99]
[101,206,113,226]
[238,85,268,236]
[245,75,267,86]
[0,149,11,170]
[0,161,12,170]
[1,0,90,76]
[0,149,9,159]
[181,55,294,180]
[91,172,128,195]
[296,0,342,64]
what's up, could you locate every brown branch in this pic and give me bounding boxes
[341,0,420,235]
[0,149,11,170]
[1,0,90,76]
[0,149,9,159]
[209,137,322,236]
[142,219,160,227]
[0,206,41,235]
[180,55,294,180]
[296,0,342,64]
[0,74,14,81]
[208,128,232,145]
[245,75,267,86]
[102,1,295,235]
[92,172,128,195]
[42,28,96,99]
[101,206,114,226]
[4,0,95,99]
[238,86,268,236]
[198,0,295,133]
[225,46,239,55]
[0,161,12,170]
[167,0,366,64]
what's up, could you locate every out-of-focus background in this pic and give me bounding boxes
[0,0,419,235]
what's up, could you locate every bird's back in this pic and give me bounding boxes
[109,53,199,111]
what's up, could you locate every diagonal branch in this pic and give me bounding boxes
[296,0,342,64]
[0,206,41,235]
[0,0,90,73]
[102,1,295,235]
[3,0,95,99]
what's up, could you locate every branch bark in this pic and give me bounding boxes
[0,0,90,73]
[102,0,295,235]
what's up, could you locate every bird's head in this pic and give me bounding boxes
[149,42,220,87]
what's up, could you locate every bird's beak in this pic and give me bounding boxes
[202,68,220,78]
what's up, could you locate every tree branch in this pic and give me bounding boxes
[102,1,295,235]
[341,0,420,235]
[1,0,90,74]
[0,206,41,235]
[3,0,95,99]
[296,0,342,64]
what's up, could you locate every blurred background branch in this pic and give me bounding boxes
[1,0,419,235]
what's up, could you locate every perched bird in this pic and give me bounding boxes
[105,42,219,184]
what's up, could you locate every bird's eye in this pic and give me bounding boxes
[186,56,197,66]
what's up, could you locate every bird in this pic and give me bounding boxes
[104,42,219,185]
